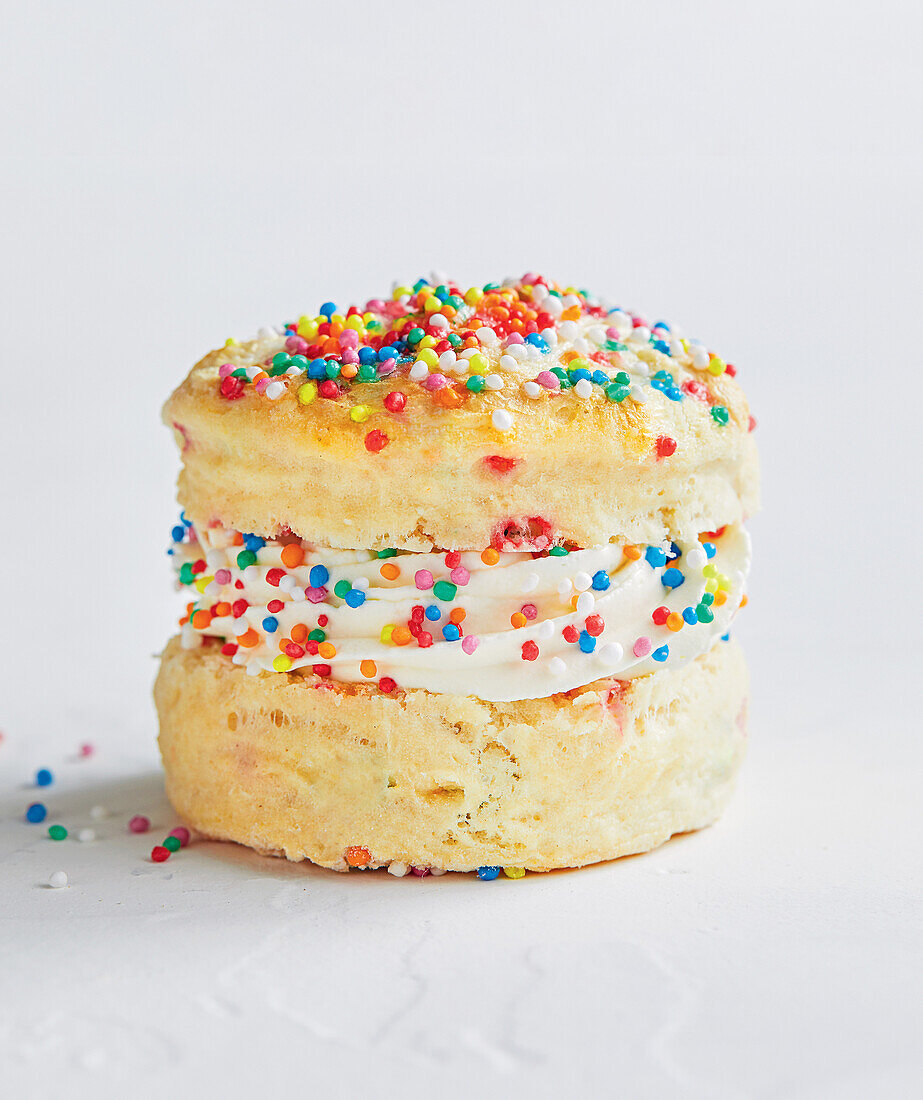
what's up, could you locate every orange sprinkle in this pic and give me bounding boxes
[291,623,308,644]
[360,660,377,678]
[318,642,337,660]
[560,305,581,321]
[191,609,212,630]
[281,544,305,568]
[340,363,358,379]
[666,612,684,632]
[279,637,291,652]
[449,607,466,624]
[739,593,748,608]
[561,349,580,365]
[436,386,463,408]
[323,337,339,354]
[214,601,231,617]
[623,545,642,561]
[380,562,400,580]
[178,615,189,626]
[511,612,527,629]
[232,532,244,546]
[570,594,580,611]
[345,845,371,867]
[714,589,728,606]
[391,625,412,646]
[328,321,343,337]
[236,628,260,648]
[481,548,500,565]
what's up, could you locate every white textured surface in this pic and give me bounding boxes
[1,2,921,1097]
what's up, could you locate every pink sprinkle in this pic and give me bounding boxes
[254,377,270,394]
[506,332,525,344]
[129,815,150,834]
[218,363,234,379]
[522,603,538,620]
[377,361,397,377]
[449,566,470,585]
[338,330,359,349]
[605,327,621,340]
[414,569,434,590]
[214,568,231,585]
[461,635,479,655]
[168,826,191,847]
[536,371,560,391]
[411,867,430,877]
[423,373,448,391]
[78,742,94,757]
[365,299,385,312]
[285,335,308,354]
[306,587,327,604]
[340,348,359,364]
[633,636,652,658]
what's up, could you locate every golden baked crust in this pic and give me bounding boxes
[155,636,748,872]
[164,321,758,551]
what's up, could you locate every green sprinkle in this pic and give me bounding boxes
[325,362,341,379]
[604,339,627,352]
[605,383,631,403]
[163,835,182,852]
[179,562,195,585]
[447,333,463,348]
[701,592,715,606]
[271,352,290,368]
[432,580,457,602]
[357,364,378,382]
[48,824,67,841]
[466,375,485,393]
[267,363,289,377]
[231,367,248,379]
[377,548,397,558]
[236,550,257,569]
[696,604,715,624]
[548,546,569,557]
[333,579,351,599]
[614,371,630,385]
[308,628,326,642]
[710,406,730,425]
[407,327,425,344]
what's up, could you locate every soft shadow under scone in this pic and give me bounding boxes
[155,274,759,875]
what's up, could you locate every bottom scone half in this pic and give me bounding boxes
[154,636,748,874]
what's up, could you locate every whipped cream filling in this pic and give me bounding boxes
[171,523,749,702]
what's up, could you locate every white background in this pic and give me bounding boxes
[1,2,920,1097]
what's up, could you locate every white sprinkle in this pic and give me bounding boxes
[290,587,305,602]
[206,549,224,569]
[690,344,710,368]
[409,361,429,382]
[629,326,651,344]
[541,327,558,344]
[608,310,632,334]
[231,618,248,635]
[587,325,608,346]
[538,620,554,640]
[257,327,277,340]
[429,313,449,330]
[353,576,370,591]
[438,350,458,372]
[543,296,563,317]
[669,339,685,359]
[500,354,518,370]
[77,828,96,843]
[285,364,302,377]
[523,381,542,399]
[49,871,68,889]
[576,592,596,615]
[532,283,549,303]
[599,642,624,664]
[388,861,410,877]
[243,565,260,583]
[504,343,527,361]
[180,627,197,649]
[572,337,591,355]
[429,867,447,876]
[630,384,648,403]
[484,374,504,391]
[278,574,297,591]
[562,294,580,307]
[557,579,573,599]
[521,572,540,593]
[232,651,247,665]
[558,320,578,340]
[89,805,108,821]
[459,347,477,359]
[491,409,513,432]
[245,364,261,381]
[548,657,567,675]
[573,572,592,591]
[246,663,261,677]
[574,378,593,399]
[476,327,499,346]
[685,547,707,568]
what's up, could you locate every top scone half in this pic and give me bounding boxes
[163,274,758,702]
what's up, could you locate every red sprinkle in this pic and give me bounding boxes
[748,415,757,432]
[417,631,434,648]
[220,642,238,656]
[562,625,579,643]
[151,846,170,863]
[656,435,677,458]
[317,614,329,627]
[129,815,150,834]
[378,677,396,693]
[312,664,332,677]
[168,827,190,847]
[584,614,604,637]
[445,551,461,568]
[652,606,670,625]
[232,599,249,618]
[267,599,284,613]
[484,455,519,475]
[383,391,406,413]
[365,429,389,453]
[219,376,245,400]
[265,568,285,588]
[521,640,539,661]
[725,363,737,377]
[318,380,340,399]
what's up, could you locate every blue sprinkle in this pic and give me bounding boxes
[243,534,265,551]
[262,616,279,633]
[477,866,501,880]
[721,633,730,642]
[442,623,461,641]
[378,346,399,361]
[703,542,716,559]
[666,386,684,401]
[645,546,667,569]
[35,769,53,787]
[309,565,329,587]
[579,631,596,653]
[662,567,685,589]
[526,333,548,350]
[358,347,377,364]
[180,511,192,527]
[319,301,337,318]
[591,369,609,386]
[652,645,670,662]
[653,370,674,384]
[653,320,671,332]
[425,605,442,622]
[650,377,666,392]
[682,607,698,625]
[652,339,670,354]
[308,358,327,379]
[25,802,47,823]
[171,525,186,543]
[345,589,366,608]
[666,541,682,562]
[591,570,611,591]
[568,367,592,383]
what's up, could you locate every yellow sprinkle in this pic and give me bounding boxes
[392,286,411,299]
[705,578,719,594]
[423,295,441,313]
[703,564,718,578]
[273,655,292,672]
[717,573,731,590]
[418,335,437,350]
[194,576,213,593]
[362,311,375,324]
[416,348,439,367]
[380,624,395,645]
[503,867,525,879]
[297,382,317,405]
[468,352,489,374]
[707,356,726,376]
[297,317,318,339]
[350,405,371,423]
[224,337,238,347]
[330,313,345,325]
[344,315,364,332]
[464,287,483,305]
